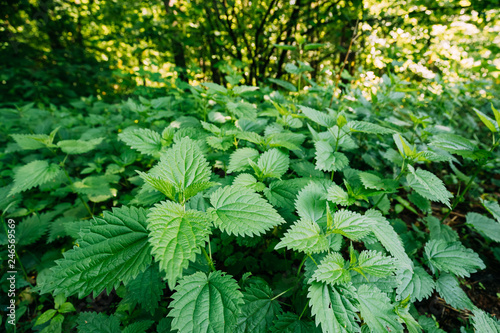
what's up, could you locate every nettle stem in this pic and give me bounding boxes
[201,246,216,272]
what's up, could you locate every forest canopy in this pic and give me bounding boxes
[1,0,499,103]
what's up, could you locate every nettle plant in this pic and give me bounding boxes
[27,85,500,332]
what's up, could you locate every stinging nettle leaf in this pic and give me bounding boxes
[307,281,360,333]
[149,137,211,193]
[147,201,212,289]
[347,121,396,135]
[169,271,244,333]
[474,108,499,133]
[435,273,473,310]
[124,265,165,314]
[298,105,336,127]
[331,209,372,240]
[314,141,349,172]
[424,239,485,277]
[236,283,283,333]
[275,218,330,254]
[355,250,397,277]
[482,199,500,223]
[356,285,403,333]
[227,147,260,173]
[10,160,62,195]
[39,206,152,298]
[257,148,289,179]
[406,167,452,208]
[76,312,121,333]
[366,209,413,272]
[326,184,355,206]
[312,252,350,285]
[57,137,104,155]
[429,133,478,158]
[466,212,500,242]
[396,266,435,302]
[471,308,500,333]
[270,312,320,333]
[209,185,285,237]
[11,133,51,150]
[118,128,163,156]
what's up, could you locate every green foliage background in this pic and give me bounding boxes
[1,0,500,332]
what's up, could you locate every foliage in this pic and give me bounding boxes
[1,2,500,332]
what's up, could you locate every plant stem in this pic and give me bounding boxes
[201,247,216,272]
[296,255,308,278]
[271,286,294,301]
[298,300,309,320]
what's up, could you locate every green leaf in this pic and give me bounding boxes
[366,209,413,271]
[270,312,319,333]
[275,218,330,254]
[406,167,452,208]
[396,266,435,302]
[429,134,478,158]
[315,141,349,172]
[393,133,415,158]
[307,281,360,333]
[424,239,485,277]
[76,312,121,333]
[418,316,446,333]
[482,199,500,222]
[227,148,260,173]
[312,252,350,284]
[268,78,297,92]
[118,128,163,156]
[295,181,330,223]
[347,121,395,134]
[147,201,211,289]
[435,273,473,310]
[209,185,285,237]
[16,212,54,245]
[9,160,62,195]
[267,132,306,150]
[298,105,336,127]
[11,133,51,150]
[138,171,175,200]
[236,283,282,333]
[466,212,500,242]
[426,216,459,242]
[330,209,372,240]
[356,285,403,333]
[326,184,355,206]
[355,250,396,277]
[233,85,259,95]
[207,136,234,151]
[169,271,244,333]
[124,265,165,314]
[236,131,264,145]
[57,138,104,155]
[149,137,211,193]
[471,309,500,333]
[122,321,155,333]
[35,309,57,326]
[474,108,499,132]
[39,206,152,298]
[202,82,228,94]
[56,302,75,314]
[257,148,289,179]
[264,179,302,210]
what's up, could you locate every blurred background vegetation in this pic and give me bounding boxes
[0,0,499,103]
